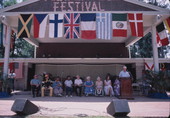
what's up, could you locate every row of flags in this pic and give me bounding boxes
[17,13,144,40]
[0,14,169,47]
[156,17,170,46]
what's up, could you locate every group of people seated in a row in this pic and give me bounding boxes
[30,66,131,98]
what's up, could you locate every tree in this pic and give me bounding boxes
[139,0,170,9]
[3,0,17,8]
[130,33,153,58]
[12,38,34,58]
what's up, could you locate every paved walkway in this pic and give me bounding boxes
[0,91,170,118]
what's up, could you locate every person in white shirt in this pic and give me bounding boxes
[119,66,130,78]
[74,75,83,96]
[104,74,114,97]
[8,70,16,91]
[64,76,73,97]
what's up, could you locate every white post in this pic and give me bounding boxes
[151,25,159,72]
[3,25,11,79]
[128,46,131,58]
[24,62,28,90]
[34,46,37,58]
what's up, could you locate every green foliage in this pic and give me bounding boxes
[130,33,153,58]
[144,70,170,93]
[0,47,4,58]
[3,0,17,7]
[130,32,170,58]
[139,0,170,9]
[11,38,34,58]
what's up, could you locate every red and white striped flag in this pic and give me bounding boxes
[157,32,162,47]
[144,62,154,71]
[128,13,143,37]
[81,13,96,39]
[156,22,169,46]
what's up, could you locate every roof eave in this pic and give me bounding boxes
[0,0,39,14]
[125,0,170,13]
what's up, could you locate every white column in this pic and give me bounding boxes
[151,25,159,72]
[3,26,11,79]
[34,46,37,58]
[24,62,28,90]
[128,46,131,58]
[135,62,144,80]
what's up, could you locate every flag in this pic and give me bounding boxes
[0,63,3,67]
[156,32,162,47]
[34,14,48,38]
[164,17,170,33]
[0,23,3,47]
[96,13,112,40]
[9,63,15,73]
[17,14,33,38]
[64,13,80,39]
[10,30,15,52]
[112,13,127,37]
[128,13,143,37]
[144,62,154,71]
[49,14,63,38]
[81,13,96,40]
[15,62,24,79]
[156,22,169,46]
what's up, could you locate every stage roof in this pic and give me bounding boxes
[0,0,169,47]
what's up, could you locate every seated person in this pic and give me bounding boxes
[74,75,83,97]
[114,77,120,96]
[52,77,63,97]
[95,76,104,96]
[41,74,53,97]
[64,76,73,97]
[84,76,94,96]
[104,74,114,97]
[30,75,41,97]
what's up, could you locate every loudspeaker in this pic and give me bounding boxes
[11,98,39,115]
[107,99,130,117]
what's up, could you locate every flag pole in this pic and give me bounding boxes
[151,24,159,72]
[3,25,11,79]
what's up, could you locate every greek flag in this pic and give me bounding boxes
[96,13,112,40]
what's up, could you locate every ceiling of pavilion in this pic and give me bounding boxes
[0,0,170,46]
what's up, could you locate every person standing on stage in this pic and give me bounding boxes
[119,66,130,78]
[8,70,16,92]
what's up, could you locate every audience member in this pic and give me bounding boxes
[74,75,83,97]
[53,76,63,97]
[84,76,94,96]
[95,76,103,96]
[104,74,114,97]
[64,76,73,97]
[41,74,53,97]
[30,75,41,97]
[114,77,120,97]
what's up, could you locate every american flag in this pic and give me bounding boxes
[64,13,80,39]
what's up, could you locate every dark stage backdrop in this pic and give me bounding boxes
[36,43,129,58]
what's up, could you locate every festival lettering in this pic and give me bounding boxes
[53,1,105,12]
